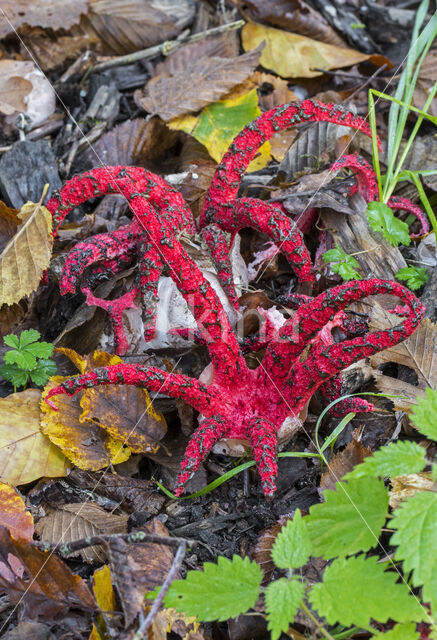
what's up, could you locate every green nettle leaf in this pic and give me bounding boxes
[3,334,19,349]
[29,359,57,386]
[163,555,262,621]
[345,440,427,480]
[410,388,437,441]
[306,477,388,559]
[391,492,437,612]
[309,555,425,627]
[18,329,41,347]
[367,201,411,246]
[0,363,29,387]
[265,578,304,640]
[396,266,429,291]
[25,341,54,359]
[322,244,361,282]
[271,510,310,569]
[371,622,420,640]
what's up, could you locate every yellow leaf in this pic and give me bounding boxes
[170,87,271,171]
[0,195,53,305]
[0,389,68,485]
[41,377,131,469]
[150,608,200,640]
[90,565,118,640]
[242,22,370,78]
[0,481,34,540]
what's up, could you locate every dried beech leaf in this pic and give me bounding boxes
[41,377,131,470]
[0,0,88,38]
[233,0,347,47]
[154,33,240,76]
[0,389,67,486]
[136,48,261,121]
[369,309,437,390]
[150,607,201,640]
[80,385,167,454]
[242,22,370,78]
[0,482,34,540]
[320,439,373,492]
[35,503,128,563]
[107,518,174,625]
[83,0,195,55]
[372,372,429,412]
[178,161,218,219]
[0,198,53,306]
[0,525,96,619]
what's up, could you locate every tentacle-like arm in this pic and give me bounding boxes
[264,279,424,386]
[200,224,239,306]
[273,280,425,414]
[174,416,230,494]
[47,166,195,236]
[248,417,278,498]
[201,100,376,227]
[59,220,142,294]
[213,198,314,284]
[44,364,222,416]
[330,153,429,237]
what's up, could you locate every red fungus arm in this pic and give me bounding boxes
[201,100,377,227]
[44,364,222,416]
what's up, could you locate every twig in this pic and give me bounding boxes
[347,64,388,102]
[90,20,245,74]
[134,541,187,639]
[34,530,196,557]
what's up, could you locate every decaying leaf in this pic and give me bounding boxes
[170,87,271,170]
[242,22,371,78]
[0,196,53,306]
[369,308,437,409]
[389,472,437,509]
[35,503,128,563]
[90,564,119,640]
[232,0,347,47]
[107,518,175,625]
[0,389,68,486]
[320,438,373,492]
[82,0,195,55]
[0,482,34,541]
[135,48,261,121]
[80,384,167,454]
[0,0,88,38]
[41,376,131,470]
[0,525,96,619]
[150,607,202,640]
[253,516,292,583]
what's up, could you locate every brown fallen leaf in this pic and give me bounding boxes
[233,0,347,47]
[320,437,373,492]
[26,31,100,72]
[0,525,96,619]
[80,383,167,454]
[150,607,202,640]
[0,389,68,486]
[0,0,88,38]
[242,22,374,78]
[0,483,34,541]
[82,0,195,55]
[35,503,128,563]
[135,48,262,121]
[369,308,437,389]
[0,195,53,306]
[107,518,175,626]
